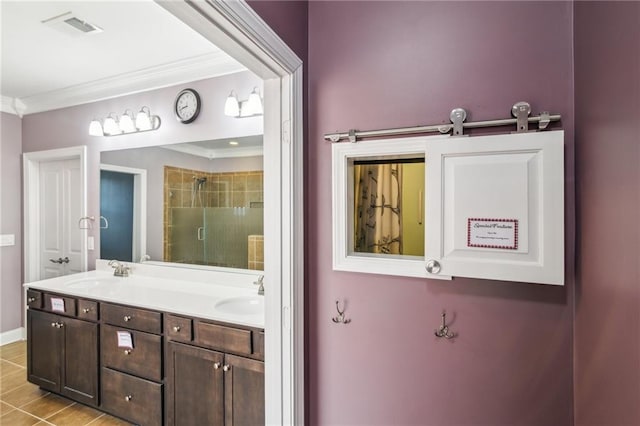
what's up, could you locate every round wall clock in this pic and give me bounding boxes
[174,88,201,124]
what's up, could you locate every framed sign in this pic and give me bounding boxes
[467,218,518,250]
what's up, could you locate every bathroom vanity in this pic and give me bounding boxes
[24,261,265,426]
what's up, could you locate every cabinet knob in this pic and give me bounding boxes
[222,364,231,372]
[213,362,221,370]
[57,322,64,328]
[123,349,132,355]
[27,297,36,303]
[123,315,132,322]
[124,395,133,402]
[51,322,57,328]
[50,322,63,328]
[172,326,181,332]
[82,308,91,313]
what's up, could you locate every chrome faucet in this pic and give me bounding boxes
[254,275,264,295]
[108,260,130,277]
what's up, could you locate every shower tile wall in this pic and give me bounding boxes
[163,165,264,262]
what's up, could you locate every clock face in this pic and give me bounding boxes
[175,89,201,124]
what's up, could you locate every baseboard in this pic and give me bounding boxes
[0,327,25,345]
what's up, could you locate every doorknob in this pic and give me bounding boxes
[49,258,63,264]
[61,257,70,264]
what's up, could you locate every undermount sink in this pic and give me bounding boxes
[65,277,119,289]
[214,296,264,316]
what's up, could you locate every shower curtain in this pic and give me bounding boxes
[354,163,403,254]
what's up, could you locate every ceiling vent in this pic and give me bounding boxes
[41,11,103,36]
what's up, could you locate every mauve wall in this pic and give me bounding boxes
[22,71,262,270]
[0,112,23,334]
[574,2,640,425]
[101,147,262,260]
[254,1,576,425]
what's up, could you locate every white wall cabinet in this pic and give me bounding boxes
[332,131,564,285]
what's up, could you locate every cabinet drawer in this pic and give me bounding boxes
[26,289,42,309]
[101,303,162,334]
[43,294,76,317]
[101,325,162,382]
[77,299,99,321]
[101,368,162,426]
[165,315,192,343]
[195,321,252,355]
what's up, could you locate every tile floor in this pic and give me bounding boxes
[0,340,132,426]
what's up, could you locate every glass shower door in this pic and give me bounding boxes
[169,207,205,264]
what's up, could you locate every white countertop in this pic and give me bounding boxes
[23,262,265,329]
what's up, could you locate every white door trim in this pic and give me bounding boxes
[100,163,148,263]
[23,146,88,282]
[154,2,304,425]
[23,145,88,336]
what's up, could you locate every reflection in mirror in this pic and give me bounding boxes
[351,157,425,256]
[100,135,263,271]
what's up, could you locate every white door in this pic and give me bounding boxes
[424,130,565,285]
[39,159,83,279]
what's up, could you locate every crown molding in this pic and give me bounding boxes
[1,96,26,117]
[161,142,263,159]
[19,51,246,115]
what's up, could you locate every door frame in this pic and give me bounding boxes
[100,163,148,263]
[23,146,88,282]
[155,2,304,425]
[23,146,88,336]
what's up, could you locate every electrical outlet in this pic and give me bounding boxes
[0,234,15,246]
[87,236,95,250]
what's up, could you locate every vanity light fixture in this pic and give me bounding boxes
[224,87,263,118]
[118,110,135,133]
[88,106,161,137]
[103,113,121,136]
[88,119,103,136]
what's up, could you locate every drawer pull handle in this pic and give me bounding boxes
[213,362,221,370]
[28,297,36,303]
[124,349,132,355]
[222,364,231,372]
[82,308,91,313]
[125,395,133,402]
[172,326,181,332]
[123,315,132,322]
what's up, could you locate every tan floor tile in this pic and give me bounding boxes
[2,383,49,407]
[7,353,27,368]
[0,401,15,416]
[46,403,103,426]
[0,408,41,426]
[0,369,27,394]
[20,393,74,420]
[0,360,24,379]
[0,341,26,360]
[86,414,133,426]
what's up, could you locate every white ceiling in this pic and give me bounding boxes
[161,135,264,159]
[0,0,246,115]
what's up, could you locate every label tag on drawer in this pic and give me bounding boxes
[117,331,133,348]
[51,298,65,312]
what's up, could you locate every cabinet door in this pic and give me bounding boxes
[61,317,99,406]
[166,342,224,426]
[27,309,61,392]
[224,354,264,426]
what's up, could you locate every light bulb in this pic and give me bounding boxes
[88,119,103,136]
[246,87,263,116]
[103,114,121,135]
[119,111,135,133]
[224,91,240,117]
[135,107,152,131]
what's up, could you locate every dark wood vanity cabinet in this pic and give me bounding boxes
[27,290,265,426]
[165,315,265,426]
[100,303,164,426]
[27,302,99,407]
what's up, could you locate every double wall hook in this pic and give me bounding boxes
[332,300,351,324]
[434,311,456,339]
